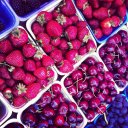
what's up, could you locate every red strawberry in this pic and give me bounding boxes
[24,59,36,72]
[0,54,5,63]
[23,43,36,58]
[118,4,127,18]
[50,49,63,63]
[9,28,28,47]
[78,46,87,55]
[66,50,79,64]
[25,83,41,99]
[94,28,103,39]
[37,32,50,47]
[114,0,124,6]
[37,79,48,88]
[0,39,13,54]
[59,60,73,73]
[60,0,76,16]
[36,11,52,26]
[52,10,59,19]
[101,18,112,28]
[102,27,113,36]
[32,22,44,35]
[6,79,15,87]
[12,83,27,97]
[35,61,42,68]
[108,8,116,16]
[0,66,11,79]
[76,0,88,9]
[12,68,25,80]
[111,16,120,27]
[83,5,92,19]
[68,39,81,50]
[93,7,109,20]
[86,39,96,52]
[0,84,6,91]
[90,0,99,8]
[56,14,72,28]
[70,15,79,24]
[51,38,61,46]
[5,50,23,67]
[34,67,47,79]
[77,27,89,42]
[24,73,36,85]
[42,55,54,67]
[77,21,87,28]
[88,19,99,29]
[47,69,54,78]
[13,97,27,107]
[65,26,77,41]
[0,78,5,85]
[46,20,62,38]
[59,39,69,50]
[43,44,54,53]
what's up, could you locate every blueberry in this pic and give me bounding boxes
[118,117,124,124]
[110,118,116,124]
[115,102,123,108]
[121,107,127,115]
[115,109,120,114]
[106,124,114,128]
[123,100,128,107]
[125,115,128,122]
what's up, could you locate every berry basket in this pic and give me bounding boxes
[73,0,128,44]
[0,0,19,39]
[3,0,54,21]
[26,0,97,76]
[61,52,120,123]
[1,118,27,128]
[0,26,57,113]
[0,94,12,126]
[17,81,87,128]
[97,25,128,92]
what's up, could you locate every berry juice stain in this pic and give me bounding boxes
[0,100,7,121]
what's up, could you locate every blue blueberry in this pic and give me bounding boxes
[118,117,124,124]
[121,107,127,115]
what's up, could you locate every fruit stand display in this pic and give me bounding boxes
[0,0,127,128]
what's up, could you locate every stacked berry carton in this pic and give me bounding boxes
[26,0,97,76]
[0,26,57,113]
[73,0,128,44]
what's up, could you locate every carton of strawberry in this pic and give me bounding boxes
[75,0,128,43]
[27,0,97,75]
[0,26,57,112]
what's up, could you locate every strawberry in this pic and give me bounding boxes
[25,83,41,99]
[0,84,6,91]
[12,83,27,97]
[94,28,103,39]
[59,39,69,50]
[60,0,76,16]
[32,22,44,35]
[24,73,36,85]
[108,8,116,16]
[86,39,96,52]
[102,27,113,36]
[5,50,23,67]
[24,59,36,72]
[37,79,48,88]
[77,21,87,28]
[34,67,47,79]
[0,39,13,54]
[68,39,81,50]
[0,78,5,85]
[47,69,54,78]
[51,38,61,46]
[59,60,73,73]
[118,4,127,18]
[36,11,52,26]
[101,18,112,28]
[93,7,109,20]
[6,79,15,87]
[76,0,88,9]
[88,19,99,29]
[0,54,5,63]
[52,10,59,19]
[78,46,87,55]
[23,43,36,58]
[89,0,99,8]
[66,50,79,64]
[70,15,79,24]
[35,61,42,68]
[83,5,92,19]
[42,55,54,67]
[46,20,62,38]
[13,97,27,107]
[50,49,63,63]
[111,16,120,27]
[114,0,124,6]
[0,66,11,79]
[43,44,54,53]
[77,27,89,42]
[37,32,50,47]
[56,14,72,28]
[12,68,25,80]
[65,26,77,41]
[9,28,28,47]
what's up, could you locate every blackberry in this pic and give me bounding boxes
[0,21,4,32]
[28,0,41,9]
